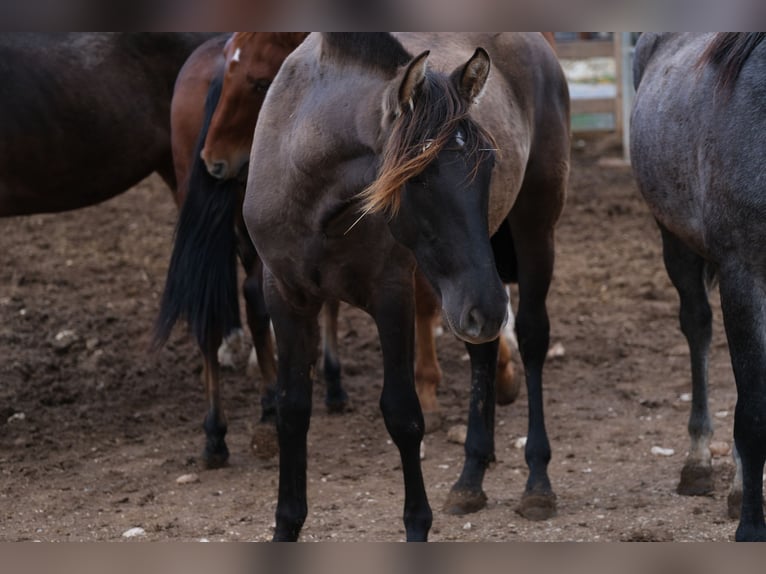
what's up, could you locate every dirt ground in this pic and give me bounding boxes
[0,134,742,542]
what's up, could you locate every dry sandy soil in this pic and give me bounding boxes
[0,134,742,541]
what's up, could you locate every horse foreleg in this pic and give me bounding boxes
[321,299,348,412]
[265,276,320,542]
[660,226,715,496]
[373,280,432,541]
[719,264,766,541]
[201,354,229,469]
[510,217,557,521]
[414,270,443,433]
[443,338,498,515]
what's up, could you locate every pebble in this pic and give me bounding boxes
[419,441,425,461]
[547,342,566,359]
[447,424,468,445]
[121,527,146,538]
[7,412,26,424]
[52,329,80,353]
[176,473,200,484]
[463,522,472,531]
[679,393,692,403]
[650,446,675,457]
[513,436,527,450]
[714,410,729,419]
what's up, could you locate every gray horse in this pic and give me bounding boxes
[632,32,766,541]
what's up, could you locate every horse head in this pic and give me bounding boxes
[363,47,508,344]
[201,32,307,180]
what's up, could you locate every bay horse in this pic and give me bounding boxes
[631,32,766,541]
[0,33,215,216]
[244,33,569,541]
[157,32,311,467]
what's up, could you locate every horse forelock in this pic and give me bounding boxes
[359,71,494,218]
[700,32,766,93]
[226,32,307,68]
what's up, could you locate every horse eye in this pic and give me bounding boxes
[247,76,272,93]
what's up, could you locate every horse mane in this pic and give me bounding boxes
[359,70,495,217]
[700,32,766,93]
[322,33,412,72]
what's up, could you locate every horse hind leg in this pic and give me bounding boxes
[321,299,349,413]
[201,354,229,469]
[659,226,715,496]
[414,270,443,433]
[496,287,520,406]
[718,263,766,541]
[241,248,280,460]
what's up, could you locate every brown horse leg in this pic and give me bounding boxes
[321,299,349,412]
[414,270,443,433]
[201,354,229,469]
[240,239,280,460]
[495,316,519,405]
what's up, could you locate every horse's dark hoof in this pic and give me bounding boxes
[727,489,742,520]
[677,463,714,496]
[325,390,349,414]
[202,445,230,470]
[735,524,766,542]
[251,423,279,460]
[423,410,443,434]
[443,487,487,515]
[496,364,520,406]
[516,490,557,521]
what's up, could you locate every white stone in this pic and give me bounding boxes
[650,446,675,457]
[122,527,146,538]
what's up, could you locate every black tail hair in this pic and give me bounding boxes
[154,71,241,359]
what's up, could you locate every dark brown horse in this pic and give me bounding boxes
[632,32,766,541]
[245,33,569,541]
[157,32,310,467]
[0,33,215,216]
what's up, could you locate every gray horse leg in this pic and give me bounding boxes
[659,225,715,495]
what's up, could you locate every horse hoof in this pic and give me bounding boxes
[202,447,229,470]
[516,491,557,521]
[423,410,443,434]
[250,423,279,460]
[325,390,349,414]
[677,464,714,496]
[443,488,487,515]
[496,366,520,406]
[727,490,742,520]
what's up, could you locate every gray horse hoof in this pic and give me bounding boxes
[443,488,488,515]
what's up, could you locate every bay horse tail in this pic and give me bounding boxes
[154,71,241,359]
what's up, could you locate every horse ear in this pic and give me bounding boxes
[454,47,491,105]
[398,50,430,112]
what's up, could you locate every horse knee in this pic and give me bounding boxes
[380,393,423,446]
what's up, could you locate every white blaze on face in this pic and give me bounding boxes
[232,47,241,63]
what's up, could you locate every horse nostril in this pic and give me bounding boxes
[208,161,227,179]
[464,307,485,339]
